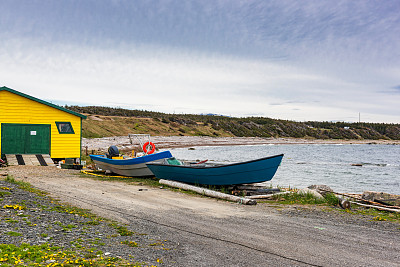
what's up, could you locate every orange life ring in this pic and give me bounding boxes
[143,141,156,154]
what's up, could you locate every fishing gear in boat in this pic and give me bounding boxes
[129,134,157,155]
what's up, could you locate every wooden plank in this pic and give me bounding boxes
[5,155,18,166]
[349,201,400,213]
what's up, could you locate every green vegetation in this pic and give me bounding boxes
[1,176,165,266]
[5,231,22,237]
[0,243,134,266]
[112,225,134,236]
[54,221,77,231]
[341,206,400,224]
[5,218,19,223]
[260,191,400,224]
[4,175,46,196]
[121,241,139,247]
[261,191,339,205]
[66,105,400,140]
[0,187,11,197]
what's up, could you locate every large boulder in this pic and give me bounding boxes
[308,185,334,197]
[298,188,324,200]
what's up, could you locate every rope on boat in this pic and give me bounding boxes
[80,169,130,179]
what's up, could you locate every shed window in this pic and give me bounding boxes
[56,122,74,134]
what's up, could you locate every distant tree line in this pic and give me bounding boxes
[65,105,400,140]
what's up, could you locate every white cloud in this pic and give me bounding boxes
[1,26,399,123]
[1,1,399,123]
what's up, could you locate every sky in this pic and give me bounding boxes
[1,0,399,123]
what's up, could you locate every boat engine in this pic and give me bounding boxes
[107,146,119,159]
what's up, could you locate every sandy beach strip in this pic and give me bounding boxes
[83,135,400,152]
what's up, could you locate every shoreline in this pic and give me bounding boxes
[83,136,400,152]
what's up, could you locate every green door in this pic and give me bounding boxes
[1,124,50,154]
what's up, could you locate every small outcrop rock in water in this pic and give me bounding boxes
[298,188,324,199]
[351,163,363,167]
[308,185,333,197]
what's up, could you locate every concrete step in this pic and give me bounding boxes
[5,154,19,166]
[23,155,40,166]
[41,154,55,167]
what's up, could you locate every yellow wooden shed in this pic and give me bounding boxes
[0,86,86,161]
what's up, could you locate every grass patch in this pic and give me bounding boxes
[260,191,339,206]
[6,231,22,236]
[0,191,11,198]
[121,240,139,247]
[260,189,400,224]
[85,219,101,225]
[148,242,163,247]
[340,206,400,224]
[0,243,140,266]
[4,175,47,196]
[5,218,19,223]
[112,225,134,236]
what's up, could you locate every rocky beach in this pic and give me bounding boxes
[83,135,400,153]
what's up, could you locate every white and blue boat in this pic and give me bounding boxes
[146,154,284,185]
[90,150,173,177]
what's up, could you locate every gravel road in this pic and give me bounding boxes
[3,166,400,266]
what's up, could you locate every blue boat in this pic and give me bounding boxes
[90,150,173,177]
[146,154,284,185]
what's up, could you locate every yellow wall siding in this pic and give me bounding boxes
[0,91,82,158]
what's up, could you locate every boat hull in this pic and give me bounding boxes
[146,154,284,185]
[90,151,172,177]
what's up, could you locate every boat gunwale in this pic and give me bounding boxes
[90,151,172,165]
[147,153,284,169]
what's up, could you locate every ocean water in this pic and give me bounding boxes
[166,144,400,195]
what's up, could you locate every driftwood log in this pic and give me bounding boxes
[159,179,257,205]
[247,191,291,199]
[349,201,400,213]
[321,189,400,209]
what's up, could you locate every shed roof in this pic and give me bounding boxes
[0,86,87,119]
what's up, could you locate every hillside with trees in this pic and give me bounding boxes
[66,105,400,140]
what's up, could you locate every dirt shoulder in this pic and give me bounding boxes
[3,166,400,266]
